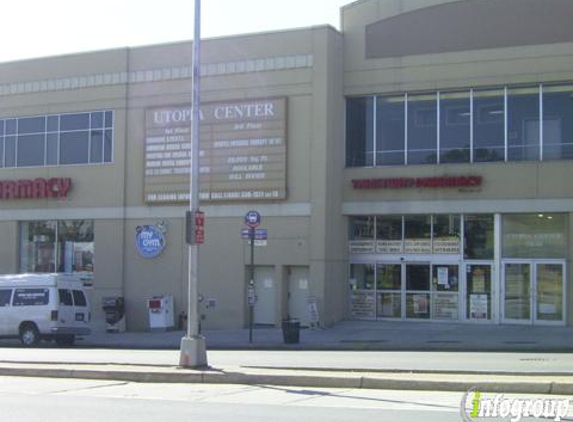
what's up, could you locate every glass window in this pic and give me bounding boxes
[377,263,401,290]
[60,113,90,131]
[406,264,430,291]
[407,93,437,165]
[0,289,11,306]
[46,133,58,165]
[60,131,89,164]
[57,220,94,276]
[502,213,566,258]
[4,136,15,167]
[47,115,59,132]
[508,86,540,161]
[349,216,375,240]
[72,290,87,307]
[376,95,405,165]
[542,85,573,160]
[13,289,49,306]
[104,129,113,162]
[19,221,57,273]
[404,215,431,253]
[0,138,4,168]
[90,131,103,163]
[17,134,45,167]
[105,111,114,128]
[346,97,374,167]
[0,120,4,135]
[464,214,494,259]
[440,91,470,163]
[90,112,104,128]
[349,264,375,290]
[432,265,459,292]
[474,89,505,162]
[5,119,16,135]
[18,117,45,134]
[433,215,461,254]
[58,289,73,306]
[376,215,402,254]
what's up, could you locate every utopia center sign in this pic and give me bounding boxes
[135,224,167,259]
[144,97,287,204]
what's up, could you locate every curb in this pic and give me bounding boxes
[0,365,571,395]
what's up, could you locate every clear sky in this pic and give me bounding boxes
[0,0,352,63]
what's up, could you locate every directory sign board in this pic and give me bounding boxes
[144,98,287,203]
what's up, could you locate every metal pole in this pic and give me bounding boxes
[249,227,255,343]
[179,0,207,368]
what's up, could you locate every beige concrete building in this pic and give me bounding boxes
[0,0,572,331]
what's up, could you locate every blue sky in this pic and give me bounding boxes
[1,0,352,63]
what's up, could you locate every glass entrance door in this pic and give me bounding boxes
[466,264,493,322]
[502,261,565,325]
[535,263,564,323]
[503,262,532,322]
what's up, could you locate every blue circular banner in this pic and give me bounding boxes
[135,225,166,259]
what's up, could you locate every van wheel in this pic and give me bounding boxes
[55,335,75,347]
[19,324,40,347]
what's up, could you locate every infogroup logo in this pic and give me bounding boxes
[460,388,570,422]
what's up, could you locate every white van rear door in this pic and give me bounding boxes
[72,289,89,329]
[0,289,12,335]
[57,289,74,326]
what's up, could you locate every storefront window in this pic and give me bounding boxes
[376,95,405,165]
[407,93,437,164]
[404,215,431,253]
[376,215,402,253]
[507,87,540,161]
[348,216,375,253]
[542,85,573,160]
[346,97,374,167]
[473,89,505,162]
[502,213,566,258]
[433,215,460,254]
[439,91,471,163]
[20,221,57,272]
[57,220,94,287]
[19,220,94,287]
[349,263,375,318]
[464,214,494,259]
[406,264,431,319]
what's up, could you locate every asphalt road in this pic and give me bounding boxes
[0,347,572,374]
[0,375,562,422]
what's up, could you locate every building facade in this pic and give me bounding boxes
[0,0,571,330]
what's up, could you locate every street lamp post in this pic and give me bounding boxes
[179,0,207,368]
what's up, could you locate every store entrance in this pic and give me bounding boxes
[375,262,461,321]
[502,261,565,325]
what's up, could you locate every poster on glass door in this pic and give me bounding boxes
[469,294,488,320]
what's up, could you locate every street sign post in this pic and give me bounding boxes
[244,210,261,344]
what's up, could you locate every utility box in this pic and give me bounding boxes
[102,296,126,333]
[147,295,174,331]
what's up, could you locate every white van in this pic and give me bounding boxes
[0,273,91,346]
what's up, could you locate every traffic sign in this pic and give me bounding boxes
[244,210,261,228]
[241,228,268,240]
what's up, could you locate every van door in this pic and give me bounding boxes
[58,289,74,326]
[0,289,12,335]
[72,289,89,330]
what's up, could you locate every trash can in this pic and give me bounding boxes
[102,297,125,333]
[281,319,300,344]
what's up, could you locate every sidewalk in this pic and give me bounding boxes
[82,320,573,352]
[1,320,573,394]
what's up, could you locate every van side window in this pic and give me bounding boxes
[58,289,73,306]
[72,290,87,307]
[0,289,11,306]
[13,289,49,306]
